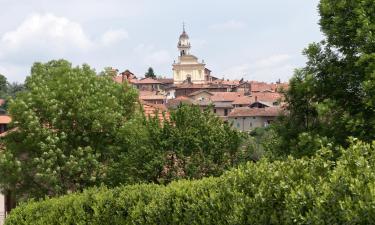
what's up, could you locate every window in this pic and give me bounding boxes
[237,122,240,128]
[214,109,217,113]
[253,116,256,119]
[250,122,252,127]
[224,109,228,116]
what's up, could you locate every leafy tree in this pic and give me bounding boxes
[0,74,7,97]
[271,0,375,157]
[0,59,138,200]
[144,67,156,79]
[98,67,118,77]
[109,104,245,186]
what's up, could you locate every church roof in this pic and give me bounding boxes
[179,30,189,39]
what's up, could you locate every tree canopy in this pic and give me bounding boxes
[0,60,138,199]
[144,67,156,79]
[270,0,375,157]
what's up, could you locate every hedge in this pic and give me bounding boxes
[5,139,375,224]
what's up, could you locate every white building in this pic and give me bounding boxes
[172,26,207,84]
[0,194,5,225]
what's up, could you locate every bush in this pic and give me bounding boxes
[5,139,375,224]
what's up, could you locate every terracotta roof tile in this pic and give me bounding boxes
[211,92,244,102]
[142,103,170,121]
[0,115,11,124]
[250,92,283,103]
[229,107,282,117]
[232,96,253,105]
[137,78,162,84]
[166,96,194,109]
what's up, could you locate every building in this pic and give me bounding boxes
[0,114,11,225]
[228,107,282,132]
[133,78,163,91]
[172,26,207,84]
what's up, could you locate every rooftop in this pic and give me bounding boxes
[229,107,282,117]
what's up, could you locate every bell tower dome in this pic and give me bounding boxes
[177,23,191,56]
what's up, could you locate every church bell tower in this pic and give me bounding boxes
[173,24,206,84]
[177,23,191,56]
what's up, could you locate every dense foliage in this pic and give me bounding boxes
[6,140,375,225]
[0,60,139,199]
[271,0,375,157]
[109,104,244,186]
[0,74,25,110]
[144,67,156,79]
[0,61,245,201]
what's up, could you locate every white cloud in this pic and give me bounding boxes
[133,44,171,66]
[209,20,246,31]
[1,13,93,55]
[222,54,295,82]
[100,29,128,46]
[0,13,130,81]
[252,54,291,69]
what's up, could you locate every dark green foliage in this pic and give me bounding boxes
[109,104,244,186]
[144,67,156,79]
[271,0,375,157]
[6,140,375,225]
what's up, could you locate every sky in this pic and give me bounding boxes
[0,0,323,83]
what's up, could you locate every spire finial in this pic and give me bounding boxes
[183,22,185,32]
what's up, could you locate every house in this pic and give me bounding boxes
[188,90,213,101]
[228,107,282,132]
[0,115,11,225]
[232,96,253,108]
[133,78,164,91]
[139,91,166,105]
[173,83,228,97]
[166,96,194,109]
[0,115,11,135]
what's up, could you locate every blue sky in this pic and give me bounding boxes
[0,0,322,83]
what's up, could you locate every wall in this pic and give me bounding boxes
[0,193,4,225]
[228,116,275,131]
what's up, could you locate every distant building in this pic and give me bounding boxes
[228,107,282,132]
[172,26,210,84]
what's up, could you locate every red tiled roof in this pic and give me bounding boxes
[250,92,283,103]
[142,103,170,121]
[250,81,289,93]
[232,96,253,105]
[212,79,240,86]
[0,115,11,124]
[188,90,213,97]
[158,78,174,84]
[139,90,157,96]
[166,96,194,109]
[137,78,162,84]
[139,95,166,100]
[228,107,282,117]
[211,92,244,102]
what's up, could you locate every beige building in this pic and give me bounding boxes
[228,107,282,132]
[173,26,206,84]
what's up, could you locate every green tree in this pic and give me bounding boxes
[98,67,118,77]
[0,59,138,200]
[109,104,245,186]
[271,0,375,157]
[0,74,8,98]
[145,67,156,79]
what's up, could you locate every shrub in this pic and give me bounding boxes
[6,139,375,225]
